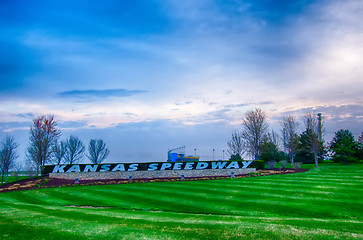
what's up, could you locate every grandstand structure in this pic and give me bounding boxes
[167,146,200,162]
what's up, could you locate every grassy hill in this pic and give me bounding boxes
[0,164,362,239]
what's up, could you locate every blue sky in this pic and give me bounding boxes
[0,0,362,163]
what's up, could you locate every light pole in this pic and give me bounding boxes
[317,113,322,142]
[213,149,215,160]
[223,150,225,160]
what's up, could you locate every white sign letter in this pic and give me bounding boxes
[100,164,111,172]
[66,165,81,173]
[226,161,239,169]
[127,164,138,171]
[111,164,125,172]
[148,163,158,171]
[160,163,172,170]
[173,162,183,170]
[196,162,208,170]
[242,161,253,169]
[211,161,227,169]
[84,165,98,172]
[184,162,194,170]
[52,165,67,173]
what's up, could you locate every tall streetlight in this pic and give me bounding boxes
[317,113,322,142]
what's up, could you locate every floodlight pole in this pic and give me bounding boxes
[317,113,322,142]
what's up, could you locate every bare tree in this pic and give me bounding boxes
[227,131,246,159]
[304,112,318,133]
[269,130,280,147]
[27,114,61,172]
[305,128,322,167]
[0,135,19,183]
[52,140,67,165]
[87,139,110,164]
[12,160,23,181]
[64,135,85,164]
[281,114,299,166]
[303,112,324,167]
[260,133,281,163]
[241,108,269,160]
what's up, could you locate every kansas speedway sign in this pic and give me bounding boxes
[43,161,253,175]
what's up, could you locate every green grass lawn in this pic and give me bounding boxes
[0,164,362,239]
[0,176,30,185]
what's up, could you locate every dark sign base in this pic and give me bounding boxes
[49,168,256,180]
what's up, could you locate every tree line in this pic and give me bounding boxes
[227,108,363,166]
[1,111,362,182]
[1,114,110,182]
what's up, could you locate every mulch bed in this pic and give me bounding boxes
[0,168,309,193]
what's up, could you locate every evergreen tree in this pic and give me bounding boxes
[355,132,363,161]
[295,129,322,164]
[260,140,284,163]
[330,129,358,164]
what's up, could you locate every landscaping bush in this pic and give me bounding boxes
[229,154,243,160]
[265,161,276,170]
[332,155,358,165]
[12,171,20,181]
[279,160,289,168]
[249,160,265,170]
[294,162,302,169]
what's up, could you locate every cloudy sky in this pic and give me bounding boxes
[1,0,362,164]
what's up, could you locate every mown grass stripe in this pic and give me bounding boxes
[1,204,361,240]
[66,182,362,219]
[132,180,361,198]
[138,180,363,203]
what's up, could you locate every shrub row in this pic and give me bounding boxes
[249,160,265,170]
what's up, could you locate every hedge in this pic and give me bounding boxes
[249,160,265,170]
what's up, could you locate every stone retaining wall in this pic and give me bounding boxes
[50,168,256,180]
